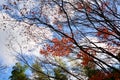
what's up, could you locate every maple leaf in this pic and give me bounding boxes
[52,38,59,43]
[96,27,112,39]
[77,2,83,10]
[77,48,95,67]
[40,50,48,56]
[40,37,73,56]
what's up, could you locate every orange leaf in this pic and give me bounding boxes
[77,2,83,10]
[96,27,112,39]
[40,37,73,56]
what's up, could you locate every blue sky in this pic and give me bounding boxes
[0,0,53,79]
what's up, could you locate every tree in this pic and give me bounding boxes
[54,67,68,80]
[30,59,68,80]
[9,63,29,80]
[30,60,50,80]
[2,0,120,80]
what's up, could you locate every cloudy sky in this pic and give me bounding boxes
[0,0,53,79]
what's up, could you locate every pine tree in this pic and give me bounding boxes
[9,63,28,80]
[31,61,50,80]
[54,68,68,80]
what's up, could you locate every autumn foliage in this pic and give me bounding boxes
[38,0,120,79]
[77,48,96,67]
[96,27,113,39]
[40,37,74,56]
[2,0,120,80]
[89,71,120,80]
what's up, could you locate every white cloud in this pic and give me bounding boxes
[0,0,6,5]
[79,36,119,68]
[0,12,53,66]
